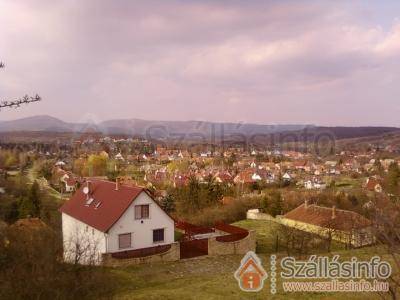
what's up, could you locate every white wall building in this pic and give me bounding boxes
[60,180,175,265]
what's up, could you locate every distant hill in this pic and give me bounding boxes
[275,126,400,141]
[0,115,398,142]
[0,115,310,138]
[0,115,75,132]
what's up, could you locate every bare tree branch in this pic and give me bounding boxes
[0,61,42,110]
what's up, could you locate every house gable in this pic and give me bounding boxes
[106,191,175,252]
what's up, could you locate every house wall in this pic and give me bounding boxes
[61,213,106,265]
[65,184,75,192]
[106,192,175,253]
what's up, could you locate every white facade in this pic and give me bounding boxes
[61,191,174,265]
[107,192,174,253]
[62,213,106,265]
[64,183,76,192]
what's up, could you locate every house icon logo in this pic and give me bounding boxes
[234,251,267,292]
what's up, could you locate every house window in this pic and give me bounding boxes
[135,204,149,219]
[153,228,165,243]
[118,233,131,249]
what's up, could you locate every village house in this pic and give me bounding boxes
[59,180,175,265]
[282,172,292,182]
[304,178,327,190]
[280,201,375,248]
[214,171,233,185]
[53,167,79,193]
[115,152,125,161]
[364,177,383,193]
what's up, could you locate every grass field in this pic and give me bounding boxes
[233,219,345,254]
[107,219,397,300]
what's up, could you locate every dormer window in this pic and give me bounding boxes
[134,204,149,219]
[85,197,94,206]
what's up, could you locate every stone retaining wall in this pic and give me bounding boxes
[102,242,180,267]
[247,209,282,222]
[208,230,256,256]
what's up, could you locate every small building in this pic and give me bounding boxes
[115,153,125,161]
[282,172,292,182]
[280,201,374,248]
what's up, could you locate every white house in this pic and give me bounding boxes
[115,152,125,161]
[304,179,327,190]
[58,171,78,193]
[59,180,175,265]
[251,173,262,181]
[64,177,78,193]
[282,172,292,182]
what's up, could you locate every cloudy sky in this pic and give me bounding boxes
[1,1,400,126]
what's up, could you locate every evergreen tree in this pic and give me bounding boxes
[269,191,283,217]
[161,194,175,213]
[18,181,41,218]
[386,162,400,195]
[29,181,41,217]
[204,175,223,205]
[187,176,200,211]
[5,201,19,223]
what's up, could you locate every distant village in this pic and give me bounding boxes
[43,135,400,199]
[0,133,399,267]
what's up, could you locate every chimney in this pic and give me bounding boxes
[304,200,309,209]
[86,181,91,200]
[115,178,119,191]
[332,206,336,219]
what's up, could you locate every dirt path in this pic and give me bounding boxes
[26,167,62,199]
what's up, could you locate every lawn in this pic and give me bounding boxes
[233,219,346,254]
[109,251,389,299]
[107,220,397,300]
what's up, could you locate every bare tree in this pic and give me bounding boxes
[372,200,400,300]
[63,226,103,266]
[0,61,41,110]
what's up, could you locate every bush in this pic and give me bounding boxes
[0,225,116,300]
[184,197,259,226]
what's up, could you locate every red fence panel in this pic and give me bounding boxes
[214,222,249,243]
[175,220,214,237]
[214,222,248,234]
[216,232,248,242]
[180,238,208,259]
[111,244,172,259]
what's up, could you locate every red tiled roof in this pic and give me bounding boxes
[284,204,371,231]
[59,180,143,232]
[365,178,382,191]
[65,177,78,186]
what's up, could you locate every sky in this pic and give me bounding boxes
[1,0,400,126]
